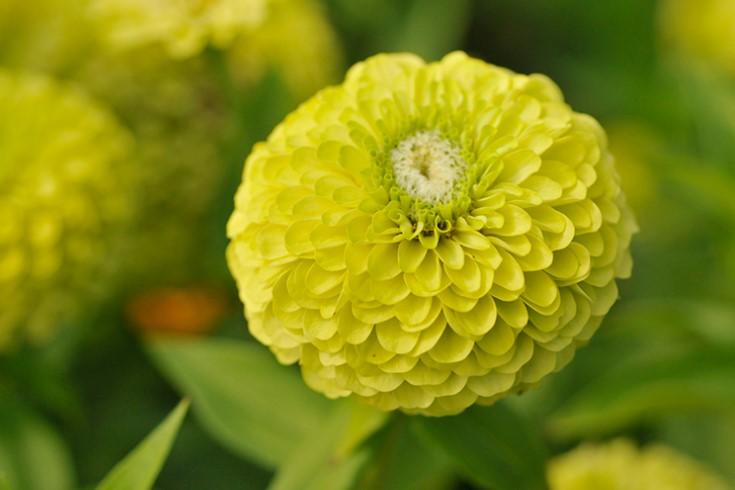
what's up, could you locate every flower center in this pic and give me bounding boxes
[390,130,466,204]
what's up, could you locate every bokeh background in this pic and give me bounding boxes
[1,0,734,488]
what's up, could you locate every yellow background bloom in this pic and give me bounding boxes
[660,0,735,75]
[227,52,637,415]
[226,0,343,100]
[0,70,136,349]
[548,439,731,490]
[90,0,268,58]
[89,0,342,98]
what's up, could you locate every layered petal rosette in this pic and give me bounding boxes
[0,70,136,349]
[227,52,637,415]
[548,439,731,490]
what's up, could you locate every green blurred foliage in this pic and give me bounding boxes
[0,396,74,490]
[1,0,735,488]
[97,400,188,490]
[148,338,339,467]
[415,403,548,490]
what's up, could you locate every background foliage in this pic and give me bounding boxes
[1,0,734,488]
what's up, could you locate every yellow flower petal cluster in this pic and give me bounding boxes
[227,52,637,415]
[0,70,136,350]
[660,0,735,75]
[89,0,269,59]
[548,439,732,490]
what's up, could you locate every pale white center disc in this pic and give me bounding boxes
[390,130,466,204]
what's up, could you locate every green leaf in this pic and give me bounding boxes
[269,401,385,490]
[414,403,548,490]
[548,348,735,439]
[0,399,75,490]
[97,400,189,490]
[359,416,452,490]
[609,299,735,347]
[672,63,735,165]
[147,338,336,468]
[657,413,735,483]
[656,152,735,224]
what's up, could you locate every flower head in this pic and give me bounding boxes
[548,439,731,490]
[0,70,136,349]
[227,52,637,415]
[660,0,735,74]
[90,0,269,59]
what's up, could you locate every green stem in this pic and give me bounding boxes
[360,413,406,490]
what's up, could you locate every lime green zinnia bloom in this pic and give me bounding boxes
[548,439,732,490]
[227,52,637,415]
[660,0,735,75]
[0,70,135,350]
[89,0,269,59]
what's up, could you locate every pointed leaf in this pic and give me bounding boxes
[360,416,452,490]
[97,400,189,490]
[147,338,336,468]
[548,348,735,439]
[414,403,547,490]
[268,401,382,490]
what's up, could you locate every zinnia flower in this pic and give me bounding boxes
[548,439,731,490]
[227,52,637,415]
[660,0,735,75]
[0,70,135,350]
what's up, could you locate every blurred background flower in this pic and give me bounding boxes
[548,439,731,490]
[0,70,136,350]
[90,0,268,58]
[225,0,343,100]
[659,0,735,75]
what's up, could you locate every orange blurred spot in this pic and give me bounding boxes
[127,287,230,336]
